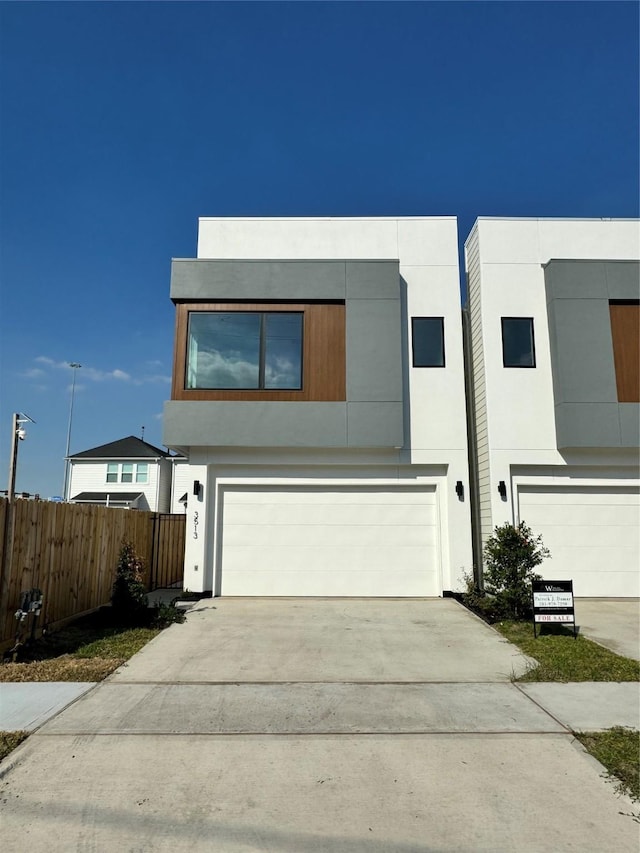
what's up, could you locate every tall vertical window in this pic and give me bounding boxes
[501,318,536,367]
[187,312,303,390]
[412,317,445,367]
[610,300,640,402]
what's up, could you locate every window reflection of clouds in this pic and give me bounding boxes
[188,312,302,389]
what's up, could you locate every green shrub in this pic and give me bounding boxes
[483,522,550,620]
[460,570,507,623]
[111,540,148,625]
[151,601,187,628]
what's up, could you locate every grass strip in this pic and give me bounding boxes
[575,727,640,802]
[494,620,639,682]
[0,731,29,762]
[0,620,159,682]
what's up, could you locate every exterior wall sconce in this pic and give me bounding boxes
[455,480,464,500]
[498,480,507,499]
[193,480,201,496]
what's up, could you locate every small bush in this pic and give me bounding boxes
[460,570,508,623]
[111,540,148,625]
[151,601,187,628]
[483,522,550,620]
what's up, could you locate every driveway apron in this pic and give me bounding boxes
[1,598,637,852]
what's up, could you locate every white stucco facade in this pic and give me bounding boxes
[465,218,640,596]
[171,217,473,596]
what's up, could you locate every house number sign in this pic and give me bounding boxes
[532,580,576,638]
[193,510,199,540]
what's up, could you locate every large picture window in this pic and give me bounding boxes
[187,312,303,390]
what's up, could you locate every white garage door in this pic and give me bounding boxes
[518,486,640,597]
[218,485,440,596]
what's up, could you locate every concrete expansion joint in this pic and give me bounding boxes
[510,681,572,732]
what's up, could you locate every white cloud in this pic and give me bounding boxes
[192,350,259,388]
[31,357,171,387]
[190,350,298,389]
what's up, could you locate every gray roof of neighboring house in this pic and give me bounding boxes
[69,436,172,460]
[71,492,144,504]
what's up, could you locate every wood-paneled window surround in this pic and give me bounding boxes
[172,302,346,402]
[610,300,640,403]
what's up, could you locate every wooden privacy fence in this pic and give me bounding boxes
[0,499,186,648]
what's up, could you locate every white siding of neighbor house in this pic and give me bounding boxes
[68,459,172,512]
[464,223,493,553]
[174,217,473,596]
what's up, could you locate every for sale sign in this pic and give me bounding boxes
[532,580,576,638]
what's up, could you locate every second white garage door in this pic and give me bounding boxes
[218,485,440,596]
[518,486,640,597]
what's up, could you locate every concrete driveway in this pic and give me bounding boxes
[576,598,640,660]
[1,598,638,852]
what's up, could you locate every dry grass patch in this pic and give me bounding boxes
[0,731,29,762]
[1,612,160,682]
[0,656,124,683]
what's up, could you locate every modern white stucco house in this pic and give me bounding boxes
[464,217,640,597]
[68,436,174,512]
[163,216,473,596]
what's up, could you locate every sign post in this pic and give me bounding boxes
[531,580,576,639]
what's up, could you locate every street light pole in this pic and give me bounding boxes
[62,362,82,501]
[6,412,35,502]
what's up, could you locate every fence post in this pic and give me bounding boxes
[149,513,158,592]
[0,499,16,643]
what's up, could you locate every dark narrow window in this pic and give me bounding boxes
[501,317,536,367]
[412,317,445,367]
[186,312,303,390]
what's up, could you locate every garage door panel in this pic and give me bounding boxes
[520,488,637,506]
[521,505,638,527]
[225,503,436,527]
[527,525,640,550]
[518,486,639,598]
[222,568,433,597]
[219,485,440,597]
[224,488,437,506]
[563,571,640,598]
[222,544,435,572]
[223,523,438,548]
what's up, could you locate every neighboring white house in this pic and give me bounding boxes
[163,216,474,597]
[68,436,175,512]
[465,217,640,596]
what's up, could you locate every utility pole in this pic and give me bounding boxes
[6,412,34,502]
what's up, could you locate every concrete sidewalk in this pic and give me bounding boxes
[1,598,638,852]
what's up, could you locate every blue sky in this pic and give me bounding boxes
[1,1,638,499]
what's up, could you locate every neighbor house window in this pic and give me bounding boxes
[105,463,149,484]
[186,312,303,390]
[610,300,640,402]
[412,317,445,367]
[135,463,149,483]
[501,317,536,367]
